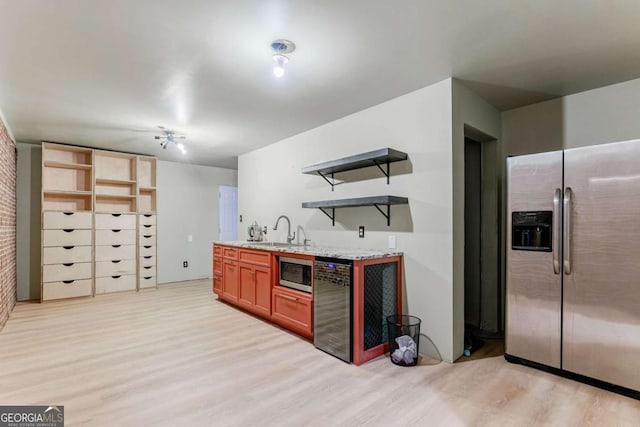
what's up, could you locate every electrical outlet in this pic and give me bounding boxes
[359,226,365,238]
[239,214,243,223]
[183,261,188,268]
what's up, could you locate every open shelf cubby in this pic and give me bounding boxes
[138,189,157,213]
[43,192,93,211]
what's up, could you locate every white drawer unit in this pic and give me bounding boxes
[139,245,155,257]
[95,274,137,294]
[43,211,93,230]
[139,214,156,226]
[42,279,93,301]
[95,213,136,230]
[139,275,157,289]
[139,234,156,246]
[43,262,92,283]
[95,259,137,277]
[95,244,136,262]
[43,246,92,265]
[43,229,92,247]
[139,224,156,235]
[95,229,136,246]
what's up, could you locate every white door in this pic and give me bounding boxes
[218,186,238,242]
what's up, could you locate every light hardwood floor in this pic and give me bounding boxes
[1,280,639,426]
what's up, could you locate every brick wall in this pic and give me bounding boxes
[0,116,16,329]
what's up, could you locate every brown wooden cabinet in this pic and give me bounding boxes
[222,259,239,302]
[271,286,313,339]
[238,263,271,318]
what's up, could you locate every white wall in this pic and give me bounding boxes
[239,79,457,361]
[503,77,640,155]
[15,145,237,299]
[156,160,236,284]
[452,81,502,357]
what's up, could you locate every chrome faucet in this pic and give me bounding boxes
[273,215,295,244]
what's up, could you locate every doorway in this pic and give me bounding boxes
[459,132,503,362]
[218,185,238,242]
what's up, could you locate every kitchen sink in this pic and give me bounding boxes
[248,242,304,248]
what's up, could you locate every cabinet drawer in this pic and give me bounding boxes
[43,262,92,283]
[139,214,156,226]
[272,287,313,338]
[139,264,156,276]
[42,279,93,301]
[139,224,156,235]
[95,213,136,230]
[213,258,222,275]
[95,244,136,262]
[95,229,136,246]
[43,245,92,265]
[95,259,136,277]
[43,229,92,247]
[139,244,156,257]
[43,211,92,230]
[139,275,157,289]
[140,254,156,265]
[239,249,271,267]
[95,274,136,294]
[139,234,156,246]
[222,246,238,260]
[213,245,222,257]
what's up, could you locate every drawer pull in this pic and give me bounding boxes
[144,276,153,280]
[62,263,74,267]
[111,260,121,264]
[112,245,121,248]
[112,275,121,279]
[144,224,151,228]
[62,246,75,250]
[112,229,121,233]
[143,235,152,238]
[279,294,298,302]
[144,214,152,217]
[111,213,121,217]
[63,212,74,216]
[144,256,152,259]
[144,266,152,270]
[63,229,74,233]
[144,245,152,249]
[62,280,75,284]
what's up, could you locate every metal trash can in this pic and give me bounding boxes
[386,315,421,366]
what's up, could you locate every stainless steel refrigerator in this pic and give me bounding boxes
[506,139,640,394]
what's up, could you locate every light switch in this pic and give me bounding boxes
[388,235,396,249]
[187,235,193,242]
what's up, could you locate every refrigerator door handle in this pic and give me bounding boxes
[553,188,562,274]
[563,187,573,275]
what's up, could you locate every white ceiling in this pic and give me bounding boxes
[1,1,640,168]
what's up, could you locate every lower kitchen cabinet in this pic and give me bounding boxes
[222,259,239,302]
[238,263,271,318]
[271,286,312,339]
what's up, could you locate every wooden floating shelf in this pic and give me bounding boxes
[302,148,408,189]
[302,195,408,226]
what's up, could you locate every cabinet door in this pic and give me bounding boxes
[213,274,222,295]
[222,260,238,302]
[254,265,271,317]
[238,263,255,309]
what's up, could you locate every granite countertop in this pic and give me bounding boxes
[213,240,402,260]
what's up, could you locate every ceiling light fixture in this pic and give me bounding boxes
[154,126,187,154]
[270,39,296,78]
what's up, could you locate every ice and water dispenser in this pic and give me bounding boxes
[511,211,552,251]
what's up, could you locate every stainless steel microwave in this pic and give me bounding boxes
[279,256,312,293]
